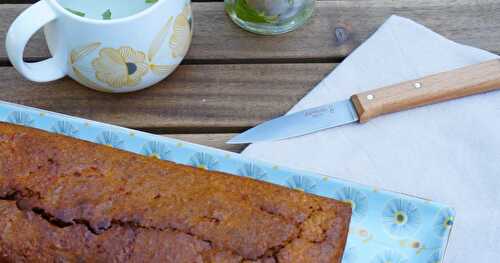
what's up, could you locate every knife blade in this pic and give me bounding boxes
[228,59,500,144]
[227,99,358,144]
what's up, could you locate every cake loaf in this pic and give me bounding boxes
[0,122,351,263]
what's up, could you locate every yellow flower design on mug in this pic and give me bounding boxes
[92,47,149,88]
[170,4,192,58]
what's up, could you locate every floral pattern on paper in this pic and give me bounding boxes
[190,152,218,170]
[51,121,79,137]
[334,187,368,221]
[6,111,34,126]
[96,131,124,148]
[383,199,421,237]
[237,163,267,180]
[433,208,455,238]
[286,175,316,193]
[372,250,408,263]
[142,141,171,160]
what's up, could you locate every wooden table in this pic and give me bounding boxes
[1,0,499,153]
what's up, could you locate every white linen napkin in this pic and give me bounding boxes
[242,15,500,262]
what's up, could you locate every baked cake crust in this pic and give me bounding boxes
[0,122,351,262]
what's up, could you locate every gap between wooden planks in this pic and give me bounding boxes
[0,63,336,131]
[0,1,499,63]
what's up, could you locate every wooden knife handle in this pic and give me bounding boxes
[351,59,500,123]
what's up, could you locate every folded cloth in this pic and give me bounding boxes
[242,15,500,263]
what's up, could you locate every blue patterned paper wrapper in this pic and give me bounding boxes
[0,101,454,263]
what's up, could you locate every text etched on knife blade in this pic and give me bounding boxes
[303,105,335,118]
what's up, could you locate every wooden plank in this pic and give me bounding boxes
[0,63,335,131]
[1,1,499,62]
[165,133,246,153]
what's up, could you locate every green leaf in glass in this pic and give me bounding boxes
[231,0,278,24]
[65,8,86,17]
[102,9,112,20]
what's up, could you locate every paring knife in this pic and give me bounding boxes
[228,59,500,144]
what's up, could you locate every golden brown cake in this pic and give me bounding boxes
[0,122,351,263]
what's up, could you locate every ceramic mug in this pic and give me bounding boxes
[6,0,192,93]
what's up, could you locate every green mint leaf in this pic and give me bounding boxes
[232,0,278,24]
[102,9,112,20]
[65,8,85,17]
[145,0,158,3]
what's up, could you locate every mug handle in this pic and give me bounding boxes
[6,1,66,82]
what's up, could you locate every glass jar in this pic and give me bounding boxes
[225,0,315,35]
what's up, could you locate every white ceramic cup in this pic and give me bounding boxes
[6,0,192,93]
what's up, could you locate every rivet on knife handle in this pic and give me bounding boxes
[350,59,500,123]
